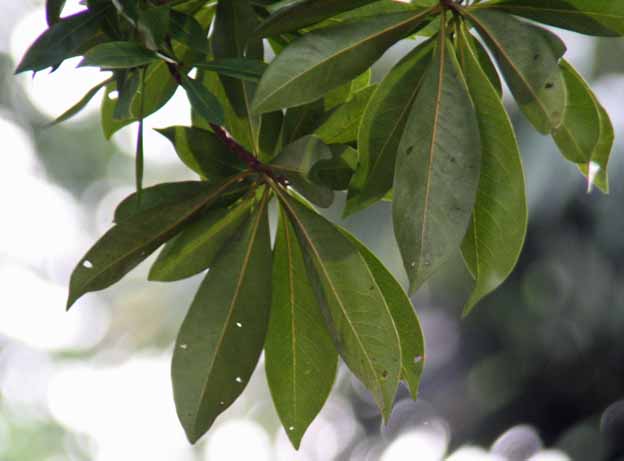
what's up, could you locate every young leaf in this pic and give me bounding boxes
[393,34,481,293]
[456,25,528,315]
[552,60,602,164]
[340,229,425,400]
[271,136,334,208]
[466,9,567,134]
[483,0,624,37]
[16,5,111,73]
[149,197,255,281]
[314,85,376,144]
[252,9,435,113]
[68,177,245,308]
[181,75,225,125]
[156,126,244,180]
[346,38,434,216]
[276,190,401,420]
[265,210,338,449]
[46,77,112,126]
[172,195,272,443]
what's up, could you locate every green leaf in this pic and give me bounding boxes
[182,75,225,125]
[258,110,285,163]
[482,0,624,37]
[46,77,112,126]
[276,190,401,420]
[16,5,111,73]
[172,195,272,443]
[256,0,378,36]
[170,10,209,52]
[195,59,268,82]
[149,197,255,281]
[252,9,435,113]
[340,229,425,400]
[552,60,602,164]
[314,85,376,144]
[46,0,66,25]
[310,144,358,191]
[265,210,337,449]
[456,24,528,315]
[112,70,141,120]
[283,101,325,144]
[471,33,502,97]
[467,9,567,134]
[156,126,244,179]
[113,180,247,222]
[68,176,245,308]
[271,136,334,208]
[393,35,481,292]
[345,38,434,216]
[579,98,614,193]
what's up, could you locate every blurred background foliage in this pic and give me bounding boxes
[1,1,624,460]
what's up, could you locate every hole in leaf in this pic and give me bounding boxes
[82,260,93,269]
[235,377,244,383]
[108,90,119,100]
[414,355,423,364]
[179,344,188,350]
[236,322,243,328]
[288,426,295,431]
[410,261,416,268]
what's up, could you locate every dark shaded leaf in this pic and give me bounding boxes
[195,59,268,82]
[182,75,225,125]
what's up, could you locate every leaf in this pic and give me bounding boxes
[471,33,502,97]
[170,10,209,52]
[314,85,376,144]
[172,194,272,443]
[283,101,325,144]
[156,126,244,179]
[195,59,268,82]
[46,77,112,126]
[16,5,111,73]
[258,110,285,163]
[256,0,378,36]
[276,190,401,420]
[149,197,255,281]
[340,229,425,400]
[252,9,435,113]
[483,0,624,37]
[310,144,358,190]
[113,180,248,222]
[456,24,528,315]
[112,70,141,121]
[265,210,337,449]
[181,75,225,125]
[138,5,170,50]
[345,38,434,216]
[552,60,602,164]
[271,136,334,208]
[579,98,614,193]
[67,176,246,308]
[393,34,481,292]
[46,0,67,25]
[466,9,567,134]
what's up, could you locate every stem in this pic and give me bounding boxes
[135,67,146,207]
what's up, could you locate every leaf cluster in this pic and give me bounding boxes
[16,0,621,448]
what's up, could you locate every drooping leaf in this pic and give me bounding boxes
[345,38,434,216]
[172,194,272,443]
[483,0,624,37]
[265,210,338,449]
[276,190,401,420]
[271,136,334,208]
[252,9,435,113]
[456,24,528,315]
[156,126,244,179]
[113,180,248,222]
[466,9,567,134]
[552,60,602,164]
[16,5,111,73]
[181,75,225,125]
[149,196,255,281]
[46,77,112,126]
[68,176,246,308]
[314,85,376,144]
[393,34,481,292]
[340,229,425,400]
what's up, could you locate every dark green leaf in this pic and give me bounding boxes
[393,35,481,292]
[156,126,244,179]
[467,9,567,133]
[172,195,272,443]
[258,110,285,163]
[483,0,624,37]
[149,196,255,281]
[310,144,357,191]
[271,136,334,207]
[113,70,141,120]
[80,41,159,69]
[170,10,209,52]
[182,75,225,125]
[46,0,66,25]
[195,59,268,82]
[276,190,401,420]
[456,24,528,315]
[345,38,434,216]
[138,6,170,50]
[340,229,425,400]
[579,98,614,193]
[252,9,435,113]
[68,176,246,308]
[265,210,337,449]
